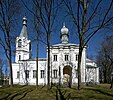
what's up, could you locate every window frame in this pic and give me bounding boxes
[40,70,44,78]
[19,55,21,60]
[25,70,29,79]
[65,55,69,61]
[18,39,22,47]
[75,70,78,78]
[76,55,78,61]
[17,71,20,78]
[53,55,57,61]
[33,70,36,78]
[53,69,58,78]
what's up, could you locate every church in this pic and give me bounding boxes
[12,17,99,85]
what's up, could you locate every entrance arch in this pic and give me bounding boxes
[63,66,72,87]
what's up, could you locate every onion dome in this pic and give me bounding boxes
[60,23,69,44]
[61,23,69,34]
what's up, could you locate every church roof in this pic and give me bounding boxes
[86,59,97,68]
[19,16,28,39]
[86,59,93,63]
[52,43,79,47]
[17,58,47,62]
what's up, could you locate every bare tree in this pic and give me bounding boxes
[97,35,113,84]
[64,0,113,90]
[32,0,60,88]
[0,0,21,87]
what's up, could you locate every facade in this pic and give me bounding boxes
[12,17,99,85]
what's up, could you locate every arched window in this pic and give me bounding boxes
[18,39,22,47]
[65,55,69,61]
[53,69,57,78]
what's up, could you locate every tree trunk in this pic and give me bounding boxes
[103,69,107,83]
[47,32,50,88]
[9,53,13,87]
[36,39,38,89]
[35,25,39,88]
[77,46,83,90]
[110,76,113,89]
[59,66,61,86]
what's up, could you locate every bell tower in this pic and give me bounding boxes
[15,16,31,63]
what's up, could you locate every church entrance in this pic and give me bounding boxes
[63,66,72,87]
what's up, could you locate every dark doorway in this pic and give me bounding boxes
[63,66,72,87]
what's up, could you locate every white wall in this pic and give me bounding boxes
[86,59,99,84]
[12,60,47,85]
[49,44,86,84]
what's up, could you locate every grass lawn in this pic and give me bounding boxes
[0,84,113,100]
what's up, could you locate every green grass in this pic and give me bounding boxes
[0,84,113,100]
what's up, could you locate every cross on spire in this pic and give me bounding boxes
[63,22,65,27]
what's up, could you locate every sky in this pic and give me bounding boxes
[0,0,113,62]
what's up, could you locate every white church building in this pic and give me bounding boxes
[12,17,99,85]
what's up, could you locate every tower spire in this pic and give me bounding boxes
[19,16,28,39]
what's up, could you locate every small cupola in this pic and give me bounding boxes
[23,16,27,26]
[60,23,69,44]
